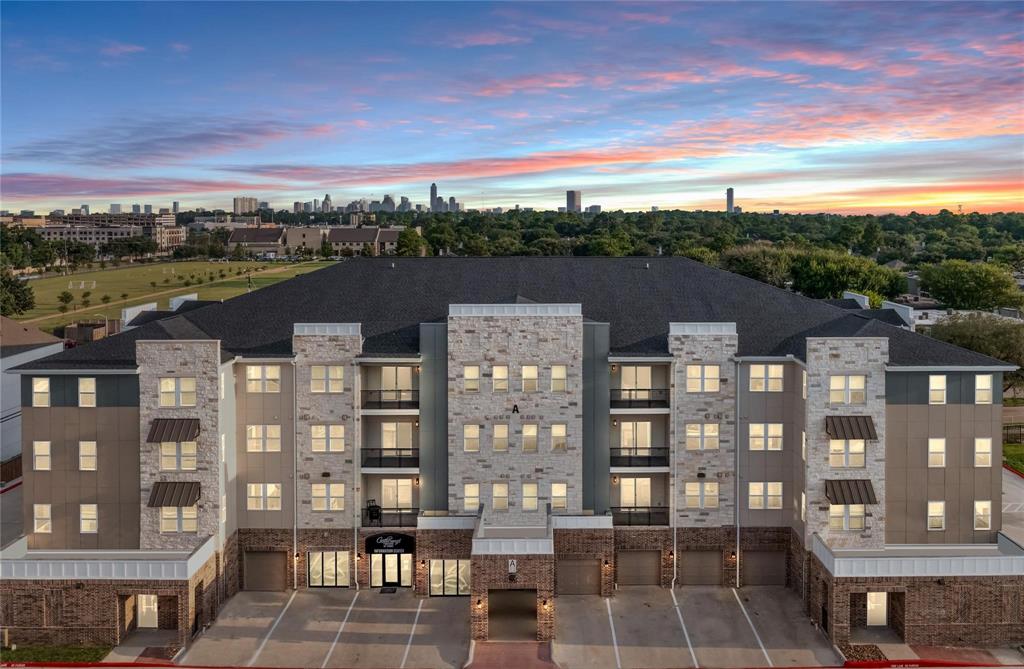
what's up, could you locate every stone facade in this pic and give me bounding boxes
[137,340,223,551]
[447,314,584,524]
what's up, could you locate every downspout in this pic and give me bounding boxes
[670,359,678,589]
[733,357,741,588]
[292,360,298,590]
[353,363,360,591]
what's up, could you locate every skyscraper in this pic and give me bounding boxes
[131,204,141,214]
[234,197,258,215]
[110,204,122,214]
[322,194,332,213]
[726,187,734,214]
[566,190,582,213]
[81,204,90,215]
[143,204,152,214]
[381,195,396,212]
[398,196,411,212]
[293,202,303,214]
[172,201,179,214]
[430,183,438,212]
[448,196,457,212]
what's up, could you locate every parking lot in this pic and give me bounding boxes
[554,586,840,669]
[180,588,469,669]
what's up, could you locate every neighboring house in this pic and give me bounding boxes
[283,227,325,253]
[2,258,1020,652]
[327,226,381,255]
[227,227,286,257]
[0,317,63,467]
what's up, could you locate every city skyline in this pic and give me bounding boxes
[1,1,1022,214]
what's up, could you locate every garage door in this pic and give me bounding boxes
[741,550,786,585]
[244,551,287,591]
[488,590,537,641]
[680,550,722,585]
[617,550,660,586]
[557,559,601,594]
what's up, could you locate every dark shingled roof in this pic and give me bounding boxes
[1,316,62,357]
[13,257,1011,370]
[126,300,221,327]
[228,227,284,243]
[328,227,379,243]
[823,298,863,310]
[851,309,910,327]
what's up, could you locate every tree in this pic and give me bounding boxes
[395,228,427,256]
[57,290,74,311]
[120,292,129,301]
[320,240,333,258]
[101,294,111,304]
[0,268,36,316]
[919,260,1023,310]
[856,219,883,256]
[790,250,905,299]
[720,245,792,287]
[929,313,1024,393]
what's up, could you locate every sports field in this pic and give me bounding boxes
[15,260,334,328]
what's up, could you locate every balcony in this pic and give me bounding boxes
[361,448,419,468]
[610,447,669,467]
[361,507,419,528]
[610,388,669,409]
[361,389,419,410]
[611,506,669,526]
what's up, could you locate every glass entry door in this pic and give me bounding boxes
[371,553,413,587]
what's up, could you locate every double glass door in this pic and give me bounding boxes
[381,366,414,401]
[370,553,413,587]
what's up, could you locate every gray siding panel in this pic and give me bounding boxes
[583,323,610,514]
[886,371,1002,405]
[21,374,139,407]
[419,323,448,512]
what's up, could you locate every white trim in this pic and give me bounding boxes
[294,323,361,336]
[360,408,420,416]
[361,467,419,476]
[886,365,1018,372]
[551,515,614,529]
[471,537,553,555]
[732,588,773,667]
[608,356,674,363]
[449,303,581,317]
[610,466,670,475]
[811,533,1024,577]
[417,515,477,530]
[7,368,139,375]
[669,322,736,336]
[605,598,622,669]
[399,598,423,668]
[357,357,423,365]
[610,407,670,415]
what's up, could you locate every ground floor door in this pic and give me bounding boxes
[556,559,601,594]
[309,551,351,587]
[371,553,413,587]
[867,592,888,626]
[617,550,661,585]
[244,551,288,591]
[488,589,537,641]
[680,550,723,585]
[137,594,158,628]
[740,550,786,585]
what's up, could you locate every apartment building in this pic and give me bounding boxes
[38,223,185,252]
[2,258,1020,650]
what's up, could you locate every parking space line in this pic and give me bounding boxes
[320,591,360,669]
[731,588,773,667]
[670,588,699,668]
[399,597,424,669]
[605,597,622,669]
[247,590,297,667]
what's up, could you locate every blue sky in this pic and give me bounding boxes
[2,1,1022,213]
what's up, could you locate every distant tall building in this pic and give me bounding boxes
[131,204,141,214]
[144,204,153,214]
[566,190,582,213]
[726,187,734,214]
[381,195,396,213]
[586,204,602,214]
[259,201,270,210]
[293,202,303,214]
[172,201,179,214]
[398,196,411,212]
[322,194,332,213]
[303,202,314,213]
[110,204,122,214]
[430,183,438,212]
[448,196,457,212]
[80,204,90,215]
[234,196,258,215]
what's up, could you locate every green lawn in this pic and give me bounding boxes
[1005,443,1024,472]
[0,645,112,662]
[15,260,334,329]
[1004,397,1024,407]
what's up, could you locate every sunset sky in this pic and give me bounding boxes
[1,1,1022,214]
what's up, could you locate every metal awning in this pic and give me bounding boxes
[147,481,201,508]
[146,418,200,443]
[825,415,877,440]
[824,479,878,505]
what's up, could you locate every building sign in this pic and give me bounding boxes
[365,532,415,555]
[508,559,518,574]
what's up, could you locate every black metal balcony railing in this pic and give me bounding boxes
[611,506,670,526]
[362,389,419,409]
[610,388,669,408]
[361,448,420,468]
[610,447,669,467]
[362,507,419,528]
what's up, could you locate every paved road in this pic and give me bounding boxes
[1002,467,1024,546]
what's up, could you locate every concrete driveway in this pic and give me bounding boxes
[1002,467,1024,546]
[179,588,469,669]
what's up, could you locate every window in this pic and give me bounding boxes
[620,365,652,399]
[522,483,538,511]
[311,365,344,393]
[79,441,97,471]
[802,431,807,462]
[928,438,946,468]
[246,425,281,452]
[79,504,98,533]
[309,550,351,588]
[974,438,992,467]
[160,441,197,471]
[620,477,651,508]
[464,483,479,511]
[685,423,719,451]
[31,377,50,407]
[551,424,567,451]
[522,366,538,392]
[159,377,196,407]
[160,505,198,533]
[551,365,567,392]
[492,365,508,392]
[828,504,865,531]
[802,370,807,400]
[463,424,480,452]
[382,422,412,452]
[829,439,865,468]
[33,441,51,471]
[522,424,538,453]
[927,501,945,530]
[621,421,652,454]
[801,491,806,522]
[33,504,52,533]
[974,501,991,530]
[463,365,479,392]
[220,371,226,400]
[749,423,783,451]
[829,374,866,404]
[685,481,718,509]
[429,559,471,596]
[975,374,992,404]
[221,494,226,524]
[312,425,345,452]
[78,377,96,407]
[750,364,784,392]
[493,424,508,452]
[685,365,719,393]
[247,483,282,511]
[380,366,413,400]
[245,365,280,393]
[929,375,946,405]
[492,483,509,510]
[749,482,783,509]
[551,482,567,509]
[312,483,345,511]
[381,478,413,509]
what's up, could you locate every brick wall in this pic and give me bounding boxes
[415,529,473,595]
[237,527,295,590]
[616,527,672,587]
[557,528,615,595]
[470,554,555,641]
[296,528,356,589]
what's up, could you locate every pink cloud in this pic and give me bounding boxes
[100,41,145,57]
[448,31,530,48]
[169,42,191,53]
[475,72,588,97]
[620,12,671,25]
[0,173,288,199]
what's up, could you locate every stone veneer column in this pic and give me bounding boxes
[804,337,888,549]
[137,339,222,550]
